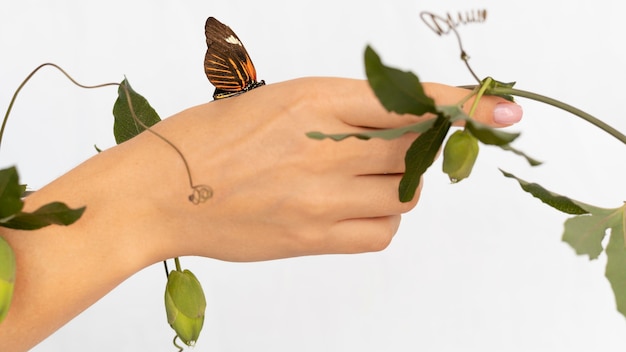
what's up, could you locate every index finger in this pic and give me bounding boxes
[317,78,522,129]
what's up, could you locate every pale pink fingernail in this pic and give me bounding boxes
[494,103,523,124]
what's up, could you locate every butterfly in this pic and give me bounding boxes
[204,17,265,100]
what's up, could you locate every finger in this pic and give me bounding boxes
[314,134,414,176]
[304,174,420,221]
[323,215,402,254]
[423,83,523,126]
[311,78,522,129]
[299,78,423,129]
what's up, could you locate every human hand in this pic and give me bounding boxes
[120,77,522,263]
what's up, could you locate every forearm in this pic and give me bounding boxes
[0,132,178,351]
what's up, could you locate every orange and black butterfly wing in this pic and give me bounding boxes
[204,17,265,100]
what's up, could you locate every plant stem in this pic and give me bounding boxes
[468,77,492,117]
[174,257,182,272]
[492,87,626,146]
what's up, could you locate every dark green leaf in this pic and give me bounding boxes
[436,105,469,123]
[306,119,435,141]
[500,170,588,215]
[498,144,542,166]
[399,115,451,202]
[364,46,436,116]
[604,208,626,318]
[465,120,519,146]
[0,167,24,220]
[1,202,85,230]
[113,78,161,144]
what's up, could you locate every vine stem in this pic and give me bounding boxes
[495,87,626,146]
[1,63,212,203]
[460,84,626,146]
[0,63,117,151]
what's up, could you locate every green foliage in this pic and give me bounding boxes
[311,43,626,322]
[0,165,83,324]
[605,215,626,318]
[479,77,517,102]
[0,236,16,324]
[363,46,536,201]
[399,115,451,202]
[499,144,543,166]
[0,166,85,230]
[165,268,207,347]
[464,119,518,146]
[0,166,23,220]
[502,169,626,318]
[306,119,435,141]
[500,170,588,215]
[313,47,536,203]
[112,78,161,144]
[364,45,436,116]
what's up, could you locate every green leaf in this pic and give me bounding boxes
[465,119,520,146]
[435,105,468,122]
[604,206,626,318]
[0,167,24,220]
[112,78,161,144]
[1,202,86,230]
[498,144,543,166]
[399,115,451,202]
[364,45,437,116]
[562,209,617,260]
[500,170,588,215]
[306,119,435,141]
[442,130,479,183]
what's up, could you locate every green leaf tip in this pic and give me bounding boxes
[399,115,451,202]
[306,119,436,142]
[1,202,86,230]
[364,45,437,117]
[1,166,84,230]
[499,170,588,215]
[465,120,519,146]
[113,78,161,145]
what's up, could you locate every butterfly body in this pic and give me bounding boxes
[204,17,265,100]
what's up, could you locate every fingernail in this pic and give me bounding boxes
[494,103,523,124]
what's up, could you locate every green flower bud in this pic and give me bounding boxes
[164,269,206,346]
[0,236,16,324]
[442,129,479,183]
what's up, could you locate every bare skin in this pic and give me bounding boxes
[0,77,521,351]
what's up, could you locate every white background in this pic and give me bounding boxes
[2,0,626,351]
